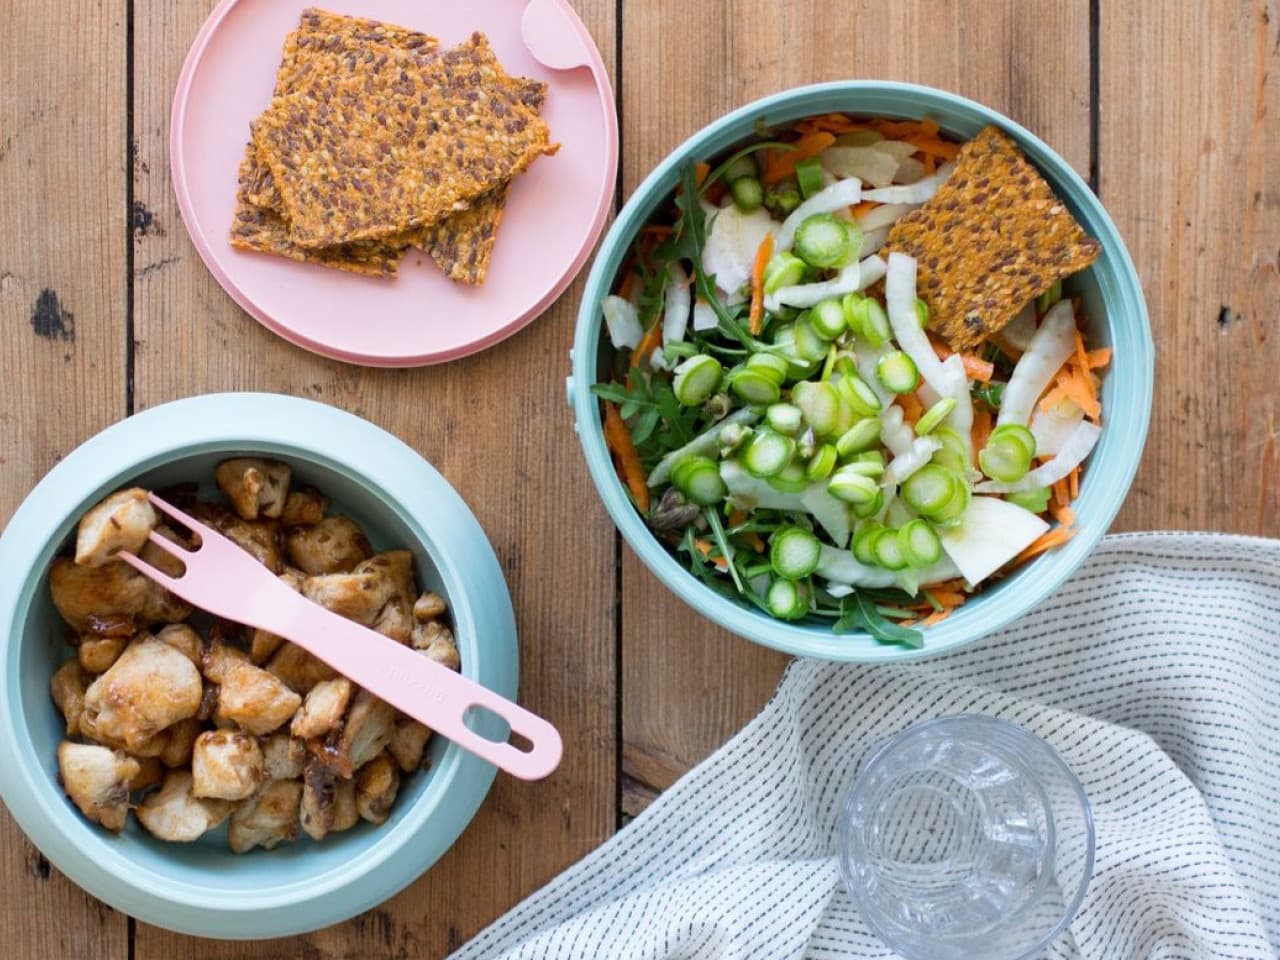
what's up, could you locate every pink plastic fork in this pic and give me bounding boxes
[119,493,562,781]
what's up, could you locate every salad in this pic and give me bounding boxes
[594,115,1109,647]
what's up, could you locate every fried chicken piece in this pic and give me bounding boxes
[284,517,372,575]
[155,623,201,667]
[266,641,336,695]
[215,458,291,520]
[291,677,352,739]
[356,551,416,605]
[216,660,302,735]
[56,741,139,832]
[261,732,307,780]
[371,598,414,643]
[138,525,195,624]
[49,557,148,636]
[190,501,283,573]
[228,779,303,853]
[199,637,250,684]
[412,592,447,621]
[355,752,400,825]
[331,778,359,833]
[81,636,203,752]
[78,635,126,674]
[74,488,157,567]
[330,689,395,778]
[280,488,329,527]
[160,716,203,768]
[302,569,395,626]
[192,729,265,801]
[50,658,90,736]
[127,755,165,793]
[135,770,233,842]
[410,620,460,672]
[388,718,432,773]
[300,759,337,841]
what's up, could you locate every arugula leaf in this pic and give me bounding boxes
[833,592,924,649]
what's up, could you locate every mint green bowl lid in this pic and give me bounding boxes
[571,81,1153,662]
[0,393,516,938]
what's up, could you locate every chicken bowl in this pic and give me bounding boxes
[0,393,517,938]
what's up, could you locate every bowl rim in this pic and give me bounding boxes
[0,392,517,938]
[571,80,1154,662]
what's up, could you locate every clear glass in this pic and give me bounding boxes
[837,715,1094,960]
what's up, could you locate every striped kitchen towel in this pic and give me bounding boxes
[453,534,1280,959]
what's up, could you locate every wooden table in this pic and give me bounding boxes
[0,1,1275,956]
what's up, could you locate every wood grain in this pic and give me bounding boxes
[0,0,130,956]
[619,0,1093,808]
[1102,0,1280,535]
[128,1,617,955]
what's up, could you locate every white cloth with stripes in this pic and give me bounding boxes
[453,534,1280,959]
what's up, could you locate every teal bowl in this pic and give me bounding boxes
[570,81,1153,661]
[0,393,516,938]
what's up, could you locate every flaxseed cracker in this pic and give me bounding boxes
[254,31,553,248]
[883,125,1101,351]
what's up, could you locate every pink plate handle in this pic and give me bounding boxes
[521,0,593,70]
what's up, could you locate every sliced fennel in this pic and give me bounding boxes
[775,178,862,251]
[998,300,1077,427]
[663,261,692,345]
[860,163,954,204]
[701,203,776,299]
[938,496,1049,585]
[975,421,1101,494]
[646,409,760,487]
[602,295,642,350]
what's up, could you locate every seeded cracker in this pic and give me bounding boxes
[883,125,1101,351]
[254,31,553,249]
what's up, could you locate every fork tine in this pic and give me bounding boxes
[144,529,190,559]
[147,492,213,543]
[118,550,182,591]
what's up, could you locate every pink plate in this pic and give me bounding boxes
[171,0,617,367]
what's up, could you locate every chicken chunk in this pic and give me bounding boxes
[249,569,304,665]
[330,689,395,778]
[135,770,233,842]
[291,678,352,740]
[355,551,416,605]
[74,488,157,567]
[412,592,447,621]
[191,729,264,801]
[284,517,372,575]
[191,502,283,572]
[266,642,336,695]
[261,732,307,780]
[137,525,195,624]
[355,753,400,825]
[410,620,461,672]
[302,570,395,626]
[155,623,201,667]
[371,598,414,644]
[199,638,250,685]
[49,557,148,636]
[299,760,337,841]
[216,660,302,735]
[228,779,303,853]
[127,756,165,793]
[332,778,359,833]
[50,658,90,736]
[57,741,139,832]
[215,458,291,520]
[81,636,203,752]
[77,635,125,674]
[388,718,432,773]
[280,488,329,527]
[160,716,203,768]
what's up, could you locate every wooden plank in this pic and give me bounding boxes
[620,0,1093,808]
[0,0,131,957]
[130,1,617,954]
[1102,0,1280,535]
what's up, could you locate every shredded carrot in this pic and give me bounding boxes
[603,402,650,512]
[868,118,940,139]
[693,538,730,571]
[694,161,710,187]
[1086,347,1112,368]
[972,405,994,458]
[851,200,879,219]
[749,233,773,335]
[1052,477,1070,508]
[896,391,925,427]
[615,264,636,302]
[898,618,918,628]
[629,319,663,371]
[761,131,836,185]
[728,509,766,553]
[1014,524,1076,564]
[921,153,937,174]
[1052,504,1076,527]
[1068,464,1081,499]
[921,610,952,627]
[640,224,675,237]
[800,112,862,134]
[961,354,994,383]
[927,589,968,609]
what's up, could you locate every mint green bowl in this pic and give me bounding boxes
[0,394,516,938]
[570,82,1153,661]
